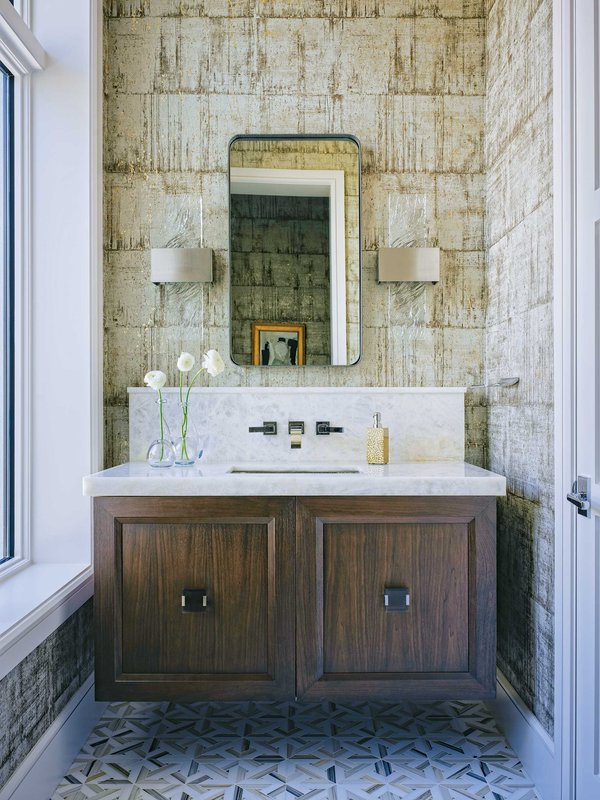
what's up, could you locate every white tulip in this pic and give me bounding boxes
[177,352,195,372]
[144,370,167,391]
[202,349,225,377]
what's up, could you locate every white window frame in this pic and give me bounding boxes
[0,0,102,679]
[0,0,44,579]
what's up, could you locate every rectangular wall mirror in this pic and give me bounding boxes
[229,134,361,367]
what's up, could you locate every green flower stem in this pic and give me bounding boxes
[185,366,206,406]
[181,402,189,460]
[158,388,165,460]
[179,371,188,460]
[177,366,207,462]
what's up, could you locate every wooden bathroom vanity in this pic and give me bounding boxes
[88,464,503,703]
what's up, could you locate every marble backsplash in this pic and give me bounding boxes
[128,387,465,464]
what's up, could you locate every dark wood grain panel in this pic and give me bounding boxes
[296,496,497,702]
[95,494,496,703]
[94,496,295,701]
[121,522,268,674]
[322,522,469,673]
[94,499,120,695]
[469,497,497,686]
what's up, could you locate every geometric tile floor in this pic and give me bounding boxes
[52,701,541,800]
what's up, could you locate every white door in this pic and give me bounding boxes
[573,1,600,796]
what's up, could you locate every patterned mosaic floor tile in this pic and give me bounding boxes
[51,702,541,800]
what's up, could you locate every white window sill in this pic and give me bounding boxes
[0,562,93,680]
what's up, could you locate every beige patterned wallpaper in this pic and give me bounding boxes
[0,601,93,791]
[103,0,556,739]
[103,0,488,468]
[230,193,332,364]
[485,0,554,735]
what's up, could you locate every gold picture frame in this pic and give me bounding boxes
[251,322,306,366]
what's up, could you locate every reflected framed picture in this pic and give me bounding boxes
[252,322,306,366]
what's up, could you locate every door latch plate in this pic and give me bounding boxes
[567,475,592,518]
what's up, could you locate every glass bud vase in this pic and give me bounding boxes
[174,401,200,466]
[147,397,176,468]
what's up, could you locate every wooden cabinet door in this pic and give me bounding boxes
[94,496,295,701]
[296,496,496,701]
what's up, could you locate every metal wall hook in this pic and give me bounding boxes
[470,377,520,389]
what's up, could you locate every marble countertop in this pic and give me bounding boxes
[83,462,506,497]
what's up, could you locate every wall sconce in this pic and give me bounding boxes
[377,247,440,283]
[150,248,213,284]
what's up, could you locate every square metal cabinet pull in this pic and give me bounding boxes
[384,587,410,611]
[181,588,209,612]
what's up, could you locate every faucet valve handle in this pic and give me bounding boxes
[249,421,277,435]
[316,421,344,435]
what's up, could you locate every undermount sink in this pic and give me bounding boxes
[228,466,362,475]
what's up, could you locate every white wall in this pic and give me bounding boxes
[30,0,101,564]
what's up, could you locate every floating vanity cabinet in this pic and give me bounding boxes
[94,496,296,701]
[94,495,496,702]
[296,497,497,701]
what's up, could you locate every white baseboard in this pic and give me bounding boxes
[487,670,558,800]
[0,674,106,800]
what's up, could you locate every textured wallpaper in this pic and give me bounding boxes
[103,0,488,468]
[0,601,94,791]
[231,194,332,364]
[484,0,554,735]
[102,0,554,736]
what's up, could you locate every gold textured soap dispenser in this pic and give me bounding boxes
[366,412,389,465]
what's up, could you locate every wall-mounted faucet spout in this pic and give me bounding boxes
[249,421,278,435]
[288,421,304,449]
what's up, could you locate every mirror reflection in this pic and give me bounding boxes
[229,135,361,367]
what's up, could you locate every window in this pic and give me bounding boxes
[0,61,13,565]
[0,0,98,675]
[0,0,100,686]
[0,0,46,574]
